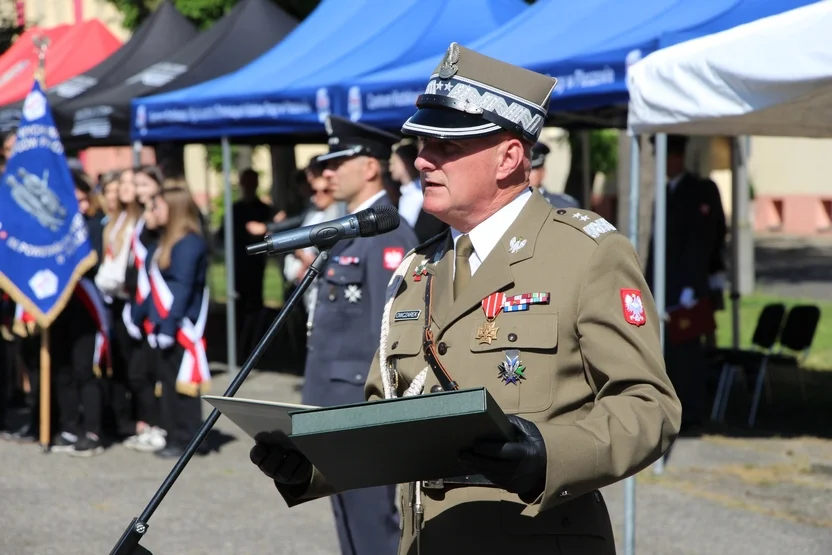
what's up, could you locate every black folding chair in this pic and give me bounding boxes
[748,304,821,427]
[710,303,786,422]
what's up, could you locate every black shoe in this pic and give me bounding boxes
[70,433,104,457]
[1,423,37,443]
[155,444,186,459]
[50,431,79,453]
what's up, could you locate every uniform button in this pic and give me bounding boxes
[430,385,442,393]
[437,342,448,355]
[354,374,363,381]
[392,341,399,350]
[507,333,517,342]
[557,209,567,215]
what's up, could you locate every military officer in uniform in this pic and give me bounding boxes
[530,141,580,209]
[251,44,680,555]
[299,115,419,555]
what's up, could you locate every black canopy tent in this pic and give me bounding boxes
[57,0,298,150]
[0,0,199,134]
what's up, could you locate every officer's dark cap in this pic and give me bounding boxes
[530,141,550,169]
[402,43,558,145]
[317,115,400,163]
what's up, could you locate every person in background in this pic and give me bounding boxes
[390,142,448,242]
[122,165,166,453]
[293,115,420,555]
[49,171,108,456]
[529,141,580,209]
[96,169,143,439]
[135,186,210,459]
[216,168,274,363]
[2,127,16,159]
[646,134,714,432]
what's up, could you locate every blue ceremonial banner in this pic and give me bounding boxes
[0,80,97,327]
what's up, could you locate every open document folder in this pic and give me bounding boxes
[204,387,514,491]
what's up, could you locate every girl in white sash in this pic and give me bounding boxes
[136,185,210,459]
[122,166,167,452]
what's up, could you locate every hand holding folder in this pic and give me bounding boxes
[664,296,716,345]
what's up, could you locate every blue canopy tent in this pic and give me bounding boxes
[338,0,820,130]
[130,0,526,143]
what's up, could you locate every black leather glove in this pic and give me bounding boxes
[249,434,312,486]
[458,414,547,503]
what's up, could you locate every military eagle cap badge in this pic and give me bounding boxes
[438,42,460,79]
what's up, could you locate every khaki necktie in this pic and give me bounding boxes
[453,234,474,299]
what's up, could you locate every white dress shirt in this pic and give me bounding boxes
[398,179,423,227]
[352,189,387,214]
[450,188,532,277]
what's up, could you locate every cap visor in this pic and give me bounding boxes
[316,147,360,163]
[401,107,502,139]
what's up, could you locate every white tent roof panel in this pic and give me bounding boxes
[627,0,832,137]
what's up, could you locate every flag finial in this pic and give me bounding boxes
[32,34,50,86]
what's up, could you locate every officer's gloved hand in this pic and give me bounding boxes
[459,414,547,503]
[679,287,697,308]
[147,333,157,349]
[156,334,175,350]
[250,441,313,486]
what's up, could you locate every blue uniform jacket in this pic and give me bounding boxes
[301,193,420,408]
[133,232,208,338]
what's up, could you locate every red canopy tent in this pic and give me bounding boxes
[0,19,121,107]
[0,24,73,89]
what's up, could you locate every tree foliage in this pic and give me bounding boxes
[107,0,321,30]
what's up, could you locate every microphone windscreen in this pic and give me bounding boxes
[358,205,400,236]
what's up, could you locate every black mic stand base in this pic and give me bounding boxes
[110,250,330,555]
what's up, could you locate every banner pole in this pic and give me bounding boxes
[39,327,50,452]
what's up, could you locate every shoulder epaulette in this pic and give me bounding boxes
[550,207,618,244]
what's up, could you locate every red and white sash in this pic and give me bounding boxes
[75,277,111,376]
[123,217,152,336]
[148,256,211,397]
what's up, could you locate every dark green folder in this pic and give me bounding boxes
[289,387,514,491]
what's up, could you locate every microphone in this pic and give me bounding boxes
[246,205,400,256]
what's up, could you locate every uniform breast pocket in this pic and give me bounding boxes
[323,264,364,312]
[469,312,558,414]
[384,323,426,391]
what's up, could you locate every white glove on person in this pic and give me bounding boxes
[156,334,175,350]
[147,333,158,349]
[126,321,143,340]
[679,287,697,308]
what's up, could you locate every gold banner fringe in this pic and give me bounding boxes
[0,250,98,330]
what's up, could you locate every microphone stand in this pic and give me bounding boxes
[110,249,331,555]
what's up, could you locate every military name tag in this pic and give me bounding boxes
[394,310,421,321]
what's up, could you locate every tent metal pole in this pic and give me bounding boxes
[132,140,142,167]
[221,136,238,376]
[652,132,667,477]
[624,133,641,555]
[730,137,748,350]
[581,130,591,209]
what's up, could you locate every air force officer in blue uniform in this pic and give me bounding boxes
[302,115,419,555]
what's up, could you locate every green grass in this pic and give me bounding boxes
[206,259,832,369]
[208,258,285,307]
[714,292,832,370]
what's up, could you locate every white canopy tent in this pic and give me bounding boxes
[627,0,832,137]
[623,0,832,434]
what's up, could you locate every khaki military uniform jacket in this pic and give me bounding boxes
[279,192,682,555]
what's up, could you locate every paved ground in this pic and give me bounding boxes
[754,233,832,300]
[2,370,831,555]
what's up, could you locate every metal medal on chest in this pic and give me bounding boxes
[498,349,526,385]
[344,284,362,303]
[475,292,504,344]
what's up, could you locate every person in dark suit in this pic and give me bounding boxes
[390,141,448,243]
[529,141,580,209]
[216,168,274,363]
[646,134,714,430]
[301,115,419,555]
